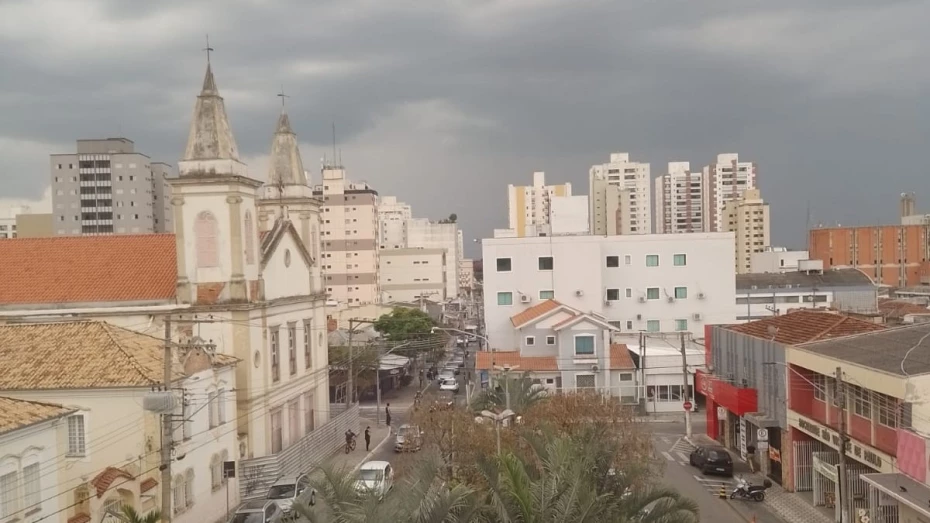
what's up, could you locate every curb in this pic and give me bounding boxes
[351,430,393,473]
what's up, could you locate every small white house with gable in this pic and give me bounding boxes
[0,397,74,523]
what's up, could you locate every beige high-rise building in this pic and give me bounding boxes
[378,196,412,249]
[589,153,651,235]
[313,165,380,308]
[703,153,757,233]
[506,171,572,237]
[722,188,770,274]
[654,161,707,234]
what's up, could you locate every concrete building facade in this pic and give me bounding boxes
[313,167,380,308]
[750,247,810,274]
[589,153,651,235]
[809,224,930,288]
[406,218,460,298]
[377,196,411,250]
[481,233,738,348]
[702,153,757,233]
[506,171,572,237]
[379,248,446,303]
[654,161,706,234]
[50,138,174,236]
[722,188,771,274]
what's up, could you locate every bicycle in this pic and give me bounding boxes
[345,433,357,454]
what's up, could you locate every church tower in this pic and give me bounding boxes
[169,61,262,305]
[257,104,323,292]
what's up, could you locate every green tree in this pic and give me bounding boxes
[373,308,436,342]
[120,506,161,523]
[468,372,547,414]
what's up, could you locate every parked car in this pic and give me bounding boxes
[355,461,395,500]
[439,378,460,393]
[394,424,423,452]
[265,473,315,514]
[230,499,285,523]
[689,445,734,476]
[438,368,456,382]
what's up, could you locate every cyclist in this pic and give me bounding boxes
[345,429,357,452]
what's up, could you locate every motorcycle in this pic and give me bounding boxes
[730,476,771,502]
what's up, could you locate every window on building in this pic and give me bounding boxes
[195,211,219,268]
[539,290,555,300]
[497,292,513,306]
[546,336,556,345]
[173,474,185,514]
[538,256,553,271]
[304,393,315,434]
[626,321,633,330]
[812,373,826,401]
[270,327,280,382]
[496,258,512,272]
[289,399,301,447]
[207,391,218,429]
[619,373,633,382]
[852,386,872,418]
[271,408,283,454]
[183,398,193,439]
[304,321,312,369]
[22,463,40,508]
[288,324,297,375]
[606,288,620,301]
[244,211,256,264]
[876,393,898,428]
[0,471,18,517]
[646,288,660,300]
[646,320,660,332]
[675,287,688,299]
[217,389,226,424]
[576,375,596,389]
[211,454,222,491]
[525,336,535,346]
[646,255,659,267]
[624,255,632,265]
[184,469,195,508]
[606,256,619,267]
[574,335,595,355]
[67,414,86,456]
[673,254,687,266]
[675,319,688,331]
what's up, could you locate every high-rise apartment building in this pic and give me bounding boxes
[313,165,380,308]
[702,153,757,233]
[50,138,173,235]
[721,188,771,274]
[589,153,651,235]
[654,162,706,234]
[407,218,460,298]
[506,171,572,237]
[378,196,412,249]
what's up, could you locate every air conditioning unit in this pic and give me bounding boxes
[667,296,675,303]
[697,292,706,300]
[692,313,702,321]
[636,314,642,320]
[638,296,646,303]
[520,295,532,304]
[575,290,584,297]
[604,300,612,306]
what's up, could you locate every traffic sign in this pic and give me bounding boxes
[683,401,693,411]
[757,428,769,441]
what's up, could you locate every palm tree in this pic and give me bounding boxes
[119,506,160,523]
[469,372,547,414]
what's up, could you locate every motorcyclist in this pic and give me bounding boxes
[345,429,356,446]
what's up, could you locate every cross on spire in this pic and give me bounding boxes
[277,85,290,108]
[203,34,214,64]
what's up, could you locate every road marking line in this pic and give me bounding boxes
[676,452,689,462]
[662,451,674,461]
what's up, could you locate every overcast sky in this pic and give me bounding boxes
[1,0,928,256]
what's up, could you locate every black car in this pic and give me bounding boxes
[689,445,733,476]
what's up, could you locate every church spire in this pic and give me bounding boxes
[266,90,308,186]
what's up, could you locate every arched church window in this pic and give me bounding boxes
[195,211,219,268]
[244,211,256,265]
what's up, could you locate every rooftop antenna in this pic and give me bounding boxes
[277,85,289,109]
[203,34,214,65]
[331,122,337,169]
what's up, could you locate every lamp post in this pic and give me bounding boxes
[376,341,412,425]
[492,364,519,411]
[481,409,515,455]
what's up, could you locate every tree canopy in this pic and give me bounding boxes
[373,307,437,341]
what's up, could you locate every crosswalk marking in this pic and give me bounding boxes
[662,451,674,461]
[676,451,689,462]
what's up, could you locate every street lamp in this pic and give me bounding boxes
[492,364,520,411]
[480,409,515,455]
[376,341,412,426]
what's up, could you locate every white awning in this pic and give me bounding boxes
[380,354,410,371]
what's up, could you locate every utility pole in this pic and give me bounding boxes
[680,331,693,439]
[161,318,173,523]
[836,366,851,523]
[346,320,356,408]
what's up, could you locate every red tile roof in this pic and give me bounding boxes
[879,298,930,319]
[725,310,885,345]
[476,351,559,371]
[140,478,158,493]
[68,514,90,523]
[610,344,636,370]
[91,467,134,498]
[0,235,177,306]
[510,299,566,327]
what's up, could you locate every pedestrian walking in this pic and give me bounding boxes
[364,426,371,451]
[385,403,392,427]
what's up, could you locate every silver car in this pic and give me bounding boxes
[394,424,423,452]
[265,473,315,514]
[231,500,284,523]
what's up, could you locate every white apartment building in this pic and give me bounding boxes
[506,171,572,237]
[313,166,380,308]
[459,258,475,295]
[0,205,27,238]
[589,153,651,235]
[722,188,771,274]
[407,218,460,298]
[379,248,447,303]
[703,153,757,233]
[750,247,809,274]
[549,195,589,235]
[378,196,411,249]
[481,233,738,347]
[654,162,706,234]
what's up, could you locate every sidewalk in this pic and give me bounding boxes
[323,416,391,472]
[687,433,832,523]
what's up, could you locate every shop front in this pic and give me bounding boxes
[695,370,758,448]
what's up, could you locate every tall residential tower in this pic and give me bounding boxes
[589,153,651,235]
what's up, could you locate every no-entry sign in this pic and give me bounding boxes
[683,401,693,411]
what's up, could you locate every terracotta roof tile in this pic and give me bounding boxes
[140,478,158,493]
[510,300,566,327]
[0,234,176,306]
[878,298,930,319]
[0,322,187,390]
[610,344,636,370]
[68,513,90,523]
[91,467,134,498]
[0,397,75,435]
[725,310,885,345]
[475,351,559,372]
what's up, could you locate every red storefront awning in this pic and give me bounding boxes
[695,370,758,416]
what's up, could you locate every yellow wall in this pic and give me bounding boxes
[515,189,526,237]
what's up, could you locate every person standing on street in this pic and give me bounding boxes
[385,403,392,427]
[364,426,371,451]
